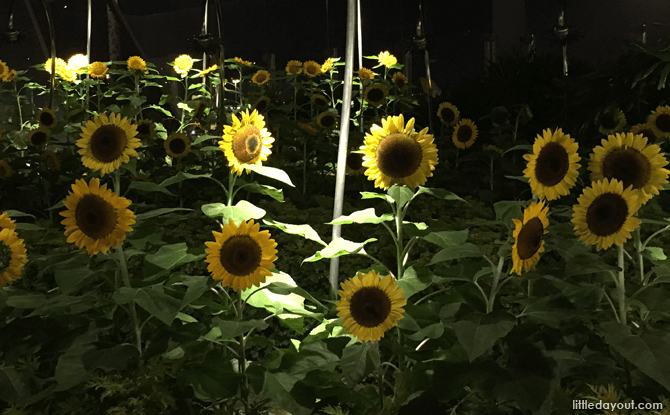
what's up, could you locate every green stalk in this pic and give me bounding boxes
[486,257,505,313]
[237,290,250,413]
[633,227,645,285]
[227,173,237,207]
[395,202,406,280]
[96,83,102,112]
[617,244,627,326]
[14,83,23,128]
[179,76,189,132]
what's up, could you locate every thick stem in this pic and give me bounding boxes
[117,246,143,367]
[302,141,307,194]
[227,173,237,207]
[634,227,645,285]
[179,76,189,132]
[486,257,505,313]
[395,203,405,280]
[14,84,24,128]
[617,245,627,326]
[237,291,250,413]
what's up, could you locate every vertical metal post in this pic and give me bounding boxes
[554,7,568,77]
[42,0,56,109]
[329,0,356,299]
[202,0,209,69]
[87,0,92,63]
[356,0,364,133]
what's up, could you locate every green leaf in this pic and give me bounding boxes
[423,229,469,249]
[340,342,380,384]
[245,183,284,202]
[414,187,465,202]
[160,171,212,188]
[135,207,192,222]
[494,200,524,226]
[659,62,670,90]
[145,242,204,270]
[328,208,394,225]
[5,293,48,309]
[564,253,618,277]
[55,332,98,391]
[5,210,36,219]
[0,367,27,404]
[235,200,266,220]
[429,243,483,264]
[147,104,173,117]
[114,285,182,326]
[451,310,516,361]
[215,317,269,339]
[645,246,667,261]
[177,275,210,309]
[303,237,377,263]
[360,191,392,204]
[241,164,295,187]
[387,185,414,209]
[82,344,140,372]
[263,219,326,246]
[127,180,175,195]
[397,266,435,299]
[502,144,533,154]
[406,323,445,341]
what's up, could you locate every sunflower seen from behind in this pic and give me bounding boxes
[205,219,278,291]
[511,201,549,275]
[0,228,27,288]
[60,178,136,256]
[361,114,438,189]
[219,109,274,176]
[164,132,191,159]
[523,128,580,201]
[437,102,460,126]
[452,119,478,149]
[572,178,642,251]
[337,270,406,342]
[647,105,670,139]
[77,113,141,175]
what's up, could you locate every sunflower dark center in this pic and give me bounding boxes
[441,108,455,124]
[233,125,262,162]
[256,73,267,83]
[74,194,117,240]
[376,133,423,178]
[395,77,406,89]
[219,235,262,276]
[456,125,473,143]
[306,65,319,75]
[40,112,55,127]
[320,115,335,128]
[349,287,392,328]
[655,114,670,133]
[534,142,569,186]
[255,99,268,112]
[601,148,651,190]
[90,125,127,163]
[31,131,48,146]
[585,193,629,237]
[0,241,12,274]
[517,217,544,260]
[600,113,617,130]
[136,123,151,138]
[367,88,384,103]
[637,128,657,144]
[169,138,187,155]
[346,152,363,170]
[314,96,328,107]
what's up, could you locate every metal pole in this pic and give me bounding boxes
[202,0,209,69]
[87,0,92,63]
[329,0,356,299]
[356,0,364,133]
[23,0,49,59]
[42,0,56,109]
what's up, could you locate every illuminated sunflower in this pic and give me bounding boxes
[511,201,549,275]
[0,60,7,79]
[345,148,365,175]
[164,132,191,158]
[336,270,406,342]
[173,54,194,76]
[135,119,155,141]
[88,61,108,78]
[311,94,329,108]
[0,212,16,232]
[219,109,274,175]
[596,108,626,135]
[588,132,669,204]
[77,113,141,175]
[253,96,271,113]
[285,60,302,75]
[205,219,278,291]
[67,54,88,72]
[200,64,218,77]
[27,126,50,147]
[0,160,12,179]
[60,178,136,256]
[234,57,252,66]
[127,56,146,71]
[38,107,57,129]
[2,70,16,82]
[44,57,67,74]
[358,67,374,80]
[363,83,388,107]
[316,111,337,129]
[0,228,27,288]
[437,102,460,126]
[303,60,321,77]
[57,66,77,83]
[392,72,408,92]
[630,123,658,144]
[377,51,397,68]
[252,70,270,85]
[361,114,438,189]
[523,128,580,201]
[452,119,478,149]
[42,150,61,171]
[321,57,333,72]
[572,178,642,251]
[647,105,670,139]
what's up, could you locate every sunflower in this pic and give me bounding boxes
[311,94,330,108]
[173,54,194,76]
[77,113,141,175]
[485,145,504,155]
[135,119,155,141]
[588,132,669,204]
[361,114,438,189]
[60,178,136,256]
[200,64,218,77]
[67,54,88,72]
[2,70,16,82]
[88,61,109,78]
[452,119,478,149]
[523,128,581,201]
[127,56,146,71]
[285,60,302,75]
[164,132,191,158]
[596,108,626,135]
[0,60,7,79]
[0,228,27,288]
[303,60,321,77]
[630,123,658,144]
[321,57,333,73]
[0,212,16,232]
[316,111,337,129]
[205,219,278,291]
[219,109,274,176]
[300,123,318,135]
[363,83,388,107]
[647,105,670,139]
[253,96,271,113]
[336,270,406,342]
[44,57,67,74]
[43,150,61,171]
[234,57,252,66]
[57,66,77,83]
[345,148,365,175]
[572,178,642,251]
[0,160,12,179]
[38,108,57,129]
[511,201,549,275]
[358,67,374,80]
[392,72,408,92]
[437,102,460,126]
[377,51,397,68]
[252,70,270,85]
[27,126,50,147]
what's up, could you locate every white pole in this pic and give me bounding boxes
[87,0,92,64]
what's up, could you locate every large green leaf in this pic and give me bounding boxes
[494,201,524,227]
[241,163,295,187]
[564,253,618,277]
[55,331,99,391]
[303,237,377,263]
[263,219,326,246]
[214,317,269,339]
[201,202,264,224]
[328,208,394,225]
[127,180,175,195]
[82,344,140,372]
[135,207,192,222]
[429,243,483,264]
[397,265,436,299]
[340,342,380,384]
[235,200,266,220]
[159,171,213,188]
[113,285,182,326]
[423,229,469,249]
[387,185,414,209]
[451,310,516,362]
[0,367,28,404]
[360,191,392,204]
[414,186,465,202]
[145,242,204,270]
[244,182,284,202]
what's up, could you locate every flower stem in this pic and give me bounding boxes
[237,290,250,413]
[617,244,627,326]
[486,257,505,313]
[14,83,23,128]
[227,173,237,207]
[633,227,645,285]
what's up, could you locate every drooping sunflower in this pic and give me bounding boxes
[0,60,7,79]
[303,60,322,77]
[27,126,50,147]
[316,111,337,129]
[336,270,406,342]
[77,113,141,175]
[127,56,146,72]
[392,72,408,92]
[363,83,388,107]
[253,96,271,113]
[43,150,61,171]
[511,201,549,276]
[173,54,194,76]
[358,67,374,80]
[647,105,670,139]
[345,148,365,175]
[164,132,191,158]
[311,94,330,108]
[437,102,460,126]
[88,61,109,79]
[251,70,270,85]
[135,119,155,141]
[67,54,88,72]
[377,51,397,68]
[0,160,12,179]
[200,64,218,77]
[38,107,57,129]
[219,109,274,175]
[205,218,278,291]
[60,178,136,256]
[0,228,27,288]
[572,178,642,251]
[234,57,252,66]
[361,114,438,189]
[2,70,16,82]
[630,123,658,144]
[285,60,302,75]
[0,212,16,232]
[523,128,581,201]
[452,119,478,149]
[588,132,669,204]
[321,57,333,73]
[44,57,67,74]
[596,108,626,135]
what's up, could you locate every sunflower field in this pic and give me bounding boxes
[2,42,670,415]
